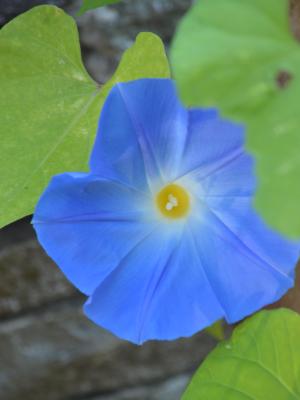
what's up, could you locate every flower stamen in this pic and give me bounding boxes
[156,183,190,219]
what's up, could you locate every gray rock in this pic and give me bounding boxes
[89,374,190,400]
[0,0,71,26]
[0,240,75,318]
[0,299,215,400]
[0,217,34,251]
[76,0,192,82]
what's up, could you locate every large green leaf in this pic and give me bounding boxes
[0,5,170,229]
[171,0,300,238]
[183,309,300,399]
[78,0,121,15]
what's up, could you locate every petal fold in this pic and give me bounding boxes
[90,79,189,187]
[189,209,299,323]
[33,172,154,295]
[84,227,223,344]
[178,108,245,182]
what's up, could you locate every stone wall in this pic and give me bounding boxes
[0,235,217,400]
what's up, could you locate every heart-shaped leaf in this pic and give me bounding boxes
[0,5,170,229]
[183,309,300,399]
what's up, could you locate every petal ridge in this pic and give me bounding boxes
[205,207,295,284]
[181,108,219,160]
[176,108,246,184]
[116,83,163,186]
[33,172,156,295]
[188,225,229,320]
[135,232,182,343]
[88,223,160,295]
[33,210,143,224]
[178,146,244,183]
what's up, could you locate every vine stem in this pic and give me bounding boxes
[268,2,300,314]
[290,0,300,41]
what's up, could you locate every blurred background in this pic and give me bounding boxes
[0,1,221,399]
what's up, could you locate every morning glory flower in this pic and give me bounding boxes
[33,79,299,344]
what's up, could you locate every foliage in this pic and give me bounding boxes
[0,5,169,229]
[183,309,300,399]
[78,0,121,15]
[171,0,300,238]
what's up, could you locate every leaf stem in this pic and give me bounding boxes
[290,0,300,41]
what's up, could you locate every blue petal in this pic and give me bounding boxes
[33,172,155,295]
[90,79,189,187]
[205,198,299,279]
[191,151,255,200]
[189,208,299,323]
[177,108,245,181]
[84,227,223,344]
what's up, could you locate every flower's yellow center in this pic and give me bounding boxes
[156,183,190,219]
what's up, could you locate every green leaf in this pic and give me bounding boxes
[0,5,170,229]
[183,309,300,400]
[78,0,121,15]
[171,0,300,238]
[206,320,225,341]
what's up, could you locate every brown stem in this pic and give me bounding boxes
[290,0,300,41]
[268,261,300,314]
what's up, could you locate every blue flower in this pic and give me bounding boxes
[33,78,299,344]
